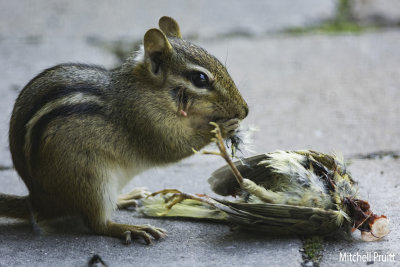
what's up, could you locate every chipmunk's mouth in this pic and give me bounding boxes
[169,87,189,116]
[210,117,243,157]
[210,116,227,123]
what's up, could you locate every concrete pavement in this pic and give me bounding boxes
[0,1,399,266]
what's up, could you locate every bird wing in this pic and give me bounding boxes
[214,199,341,235]
[208,154,272,196]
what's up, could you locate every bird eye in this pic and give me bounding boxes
[190,72,209,89]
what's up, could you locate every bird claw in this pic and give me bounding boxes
[148,189,211,215]
[118,187,151,209]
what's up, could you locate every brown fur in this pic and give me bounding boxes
[2,16,248,243]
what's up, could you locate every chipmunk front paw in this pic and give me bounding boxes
[218,118,240,138]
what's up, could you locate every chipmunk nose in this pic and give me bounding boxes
[235,105,249,120]
[243,105,249,117]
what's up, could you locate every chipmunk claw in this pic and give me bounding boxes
[123,224,167,245]
[218,118,241,137]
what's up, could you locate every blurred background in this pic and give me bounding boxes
[0,1,399,266]
[0,0,399,167]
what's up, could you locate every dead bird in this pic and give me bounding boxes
[141,123,389,241]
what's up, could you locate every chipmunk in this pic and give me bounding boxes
[0,16,248,244]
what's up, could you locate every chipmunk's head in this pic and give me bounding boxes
[133,16,248,143]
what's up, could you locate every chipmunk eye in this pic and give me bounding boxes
[190,72,209,89]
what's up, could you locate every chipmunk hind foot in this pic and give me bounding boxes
[88,220,167,245]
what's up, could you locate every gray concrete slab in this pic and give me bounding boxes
[201,30,400,156]
[1,1,400,266]
[353,0,400,26]
[0,163,303,267]
[321,158,400,266]
[0,0,335,40]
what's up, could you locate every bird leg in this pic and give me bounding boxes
[147,189,216,216]
[117,187,151,209]
[197,122,279,202]
[193,122,245,185]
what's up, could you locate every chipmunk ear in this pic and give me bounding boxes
[159,16,182,38]
[144,28,172,74]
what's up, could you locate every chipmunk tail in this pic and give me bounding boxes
[0,193,31,220]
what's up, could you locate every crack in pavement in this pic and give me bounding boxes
[0,166,13,171]
[348,150,400,160]
[300,236,324,267]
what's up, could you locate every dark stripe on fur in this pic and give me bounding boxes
[9,64,108,190]
[26,84,104,128]
[18,65,106,127]
[29,103,105,167]
[20,84,104,171]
